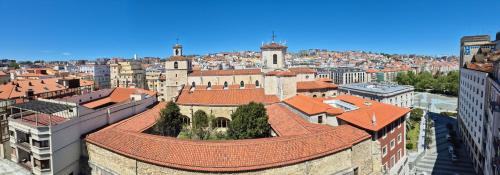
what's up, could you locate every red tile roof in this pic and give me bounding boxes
[176,87,278,106]
[284,95,344,115]
[321,95,410,131]
[466,62,493,73]
[288,67,316,74]
[0,78,95,100]
[266,103,332,136]
[189,69,262,76]
[297,80,338,92]
[86,102,371,172]
[315,78,333,82]
[265,70,296,77]
[260,43,288,50]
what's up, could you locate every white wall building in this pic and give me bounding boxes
[339,82,414,108]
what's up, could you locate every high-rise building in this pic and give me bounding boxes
[458,33,499,174]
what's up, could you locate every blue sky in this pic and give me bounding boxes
[0,0,499,60]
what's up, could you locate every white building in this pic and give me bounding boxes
[338,82,414,108]
[8,87,156,175]
[331,67,368,85]
[79,64,110,89]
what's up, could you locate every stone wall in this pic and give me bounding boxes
[178,105,237,120]
[187,75,263,87]
[87,140,381,175]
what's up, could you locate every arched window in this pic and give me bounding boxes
[181,116,191,126]
[175,49,179,56]
[174,61,178,69]
[306,75,309,79]
[191,82,196,87]
[322,94,326,97]
[273,54,278,64]
[313,95,317,98]
[224,81,228,88]
[255,80,260,87]
[240,81,245,88]
[214,117,230,128]
[208,82,212,88]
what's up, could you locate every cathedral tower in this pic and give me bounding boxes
[261,32,287,72]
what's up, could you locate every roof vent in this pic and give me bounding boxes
[41,80,45,84]
[15,83,20,87]
[364,101,372,106]
[28,81,33,86]
[371,113,377,126]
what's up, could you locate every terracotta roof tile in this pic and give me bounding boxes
[288,67,316,74]
[297,80,338,92]
[265,70,296,77]
[189,69,262,76]
[86,102,371,172]
[284,95,343,115]
[176,87,278,106]
[260,43,288,50]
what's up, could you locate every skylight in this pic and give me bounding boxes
[323,100,358,112]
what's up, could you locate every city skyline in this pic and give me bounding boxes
[1,0,499,60]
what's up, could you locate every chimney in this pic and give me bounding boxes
[371,112,377,126]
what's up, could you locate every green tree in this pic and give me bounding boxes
[9,62,20,69]
[227,102,271,139]
[410,108,424,122]
[192,110,209,129]
[153,101,184,137]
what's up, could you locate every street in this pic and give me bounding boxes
[414,112,476,175]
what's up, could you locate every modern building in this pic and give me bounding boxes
[79,64,110,90]
[339,82,414,108]
[458,33,498,174]
[8,87,156,175]
[330,67,368,85]
[110,61,145,89]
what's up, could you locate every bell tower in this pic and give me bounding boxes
[261,31,287,72]
[173,38,183,56]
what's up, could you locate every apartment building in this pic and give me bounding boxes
[8,87,156,175]
[331,67,368,85]
[79,64,110,90]
[110,61,145,89]
[458,33,498,174]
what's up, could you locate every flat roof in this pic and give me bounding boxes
[12,100,73,114]
[339,82,414,95]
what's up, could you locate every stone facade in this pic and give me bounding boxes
[188,74,263,87]
[110,61,145,89]
[86,138,379,175]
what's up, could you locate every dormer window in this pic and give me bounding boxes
[223,81,228,89]
[174,61,178,69]
[240,81,245,88]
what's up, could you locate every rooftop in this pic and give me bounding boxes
[339,82,414,94]
[86,102,371,172]
[189,69,261,76]
[297,80,338,92]
[176,85,279,106]
[0,78,92,100]
[13,113,67,126]
[12,100,73,114]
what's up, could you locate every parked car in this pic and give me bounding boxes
[448,145,454,154]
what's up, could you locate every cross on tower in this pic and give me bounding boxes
[271,31,276,42]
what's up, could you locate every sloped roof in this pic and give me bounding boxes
[82,87,156,109]
[176,87,279,106]
[189,69,262,76]
[284,94,344,115]
[86,102,371,172]
[288,67,316,74]
[0,79,66,100]
[297,80,338,92]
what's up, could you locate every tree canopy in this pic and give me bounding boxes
[395,71,459,96]
[227,102,271,139]
[152,101,184,137]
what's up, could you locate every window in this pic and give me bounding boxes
[174,61,178,69]
[224,81,228,88]
[397,133,402,144]
[322,94,326,97]
[33,158,50,170]
[391,155,395,168]
[313,95,317,98]
[398,149,402,159]
[255,80,260,87]
[240,81,245,88]
[390,139,395,150]
[207,82,212,88]
[273,54,278,64]
[191,82,195,87]
[306,75,309,79]
[318,116,323,124]
[181,116,190,125]
[214,117,230,128]
[382,146,387,157]
[32,140,49,148]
